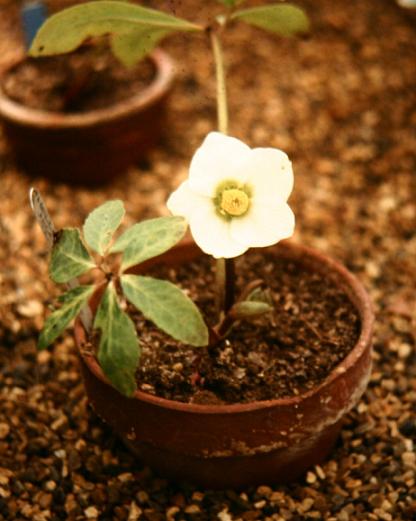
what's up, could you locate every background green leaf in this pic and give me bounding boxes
[121,275,208,347]
[94,283,140,396]
[232,4,310,37]
[38,285,95,349]
[111,27,169,67]
[49,228,95,284]
[29,1,201,66]
[83,200,125,255]
[110,216,187,271]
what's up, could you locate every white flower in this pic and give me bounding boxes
[167,132,295,259]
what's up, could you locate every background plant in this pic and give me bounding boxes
[30,1,308,69]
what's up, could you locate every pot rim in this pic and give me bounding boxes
[76,240,374,414]
[0,49,174,129]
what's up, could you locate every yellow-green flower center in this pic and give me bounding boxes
[220,188,250,217]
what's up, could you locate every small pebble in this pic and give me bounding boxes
[337,510,349,521]
[299,498,314,513]
[184,504,200,514]
[0,487,10,498]
[256,485,272,498]
[84,506,99,519]
[17,299,43,317]
[44,481,56,492]
[306,471,317,484]
[118,472,133,482]
[373,508,392,521]
[37,351,51,364]
[0,424,10,440]
[217,510,233,521]
[38,492,52,509]
[315,465,326,480]
[127,501,142,521]
[166,506,180,521]
[401,451,416,468]
[136,491,149,504]
[398,343,412,359]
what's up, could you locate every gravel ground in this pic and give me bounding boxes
[0,0,415,520]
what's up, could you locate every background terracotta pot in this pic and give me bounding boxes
[74,241,374,489]
[0,49,174,185]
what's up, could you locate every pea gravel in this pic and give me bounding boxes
[0,0,415,520]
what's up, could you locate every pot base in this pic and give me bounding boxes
[123,422,342,489]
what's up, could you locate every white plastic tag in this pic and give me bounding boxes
[29,187,55,248]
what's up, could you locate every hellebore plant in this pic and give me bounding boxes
[33,0,309,396]
[39,205,208,396]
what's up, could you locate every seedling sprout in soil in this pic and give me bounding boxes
[31,0,310,396]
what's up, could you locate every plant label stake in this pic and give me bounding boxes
[29,187,93,332]
[21,2,48,50]
[29,187,55,248]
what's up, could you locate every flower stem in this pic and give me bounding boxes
[210,29,228,135]
[210,28,235,317]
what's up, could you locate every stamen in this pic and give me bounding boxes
[220,189,250,217]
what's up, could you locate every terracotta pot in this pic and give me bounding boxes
[74,241,374,489]
[0,49,174,185]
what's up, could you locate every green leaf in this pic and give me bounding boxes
[121,274,209,347]
[49,228,95,284]
[232,4,310,37]
[246,287,272,305]
[111,27,169,67]
[110,216,187,271]
[83,200,125,255]
[38,285,95,349]
[94,282,140,396]
[29,1,201,64]
[231,300,273,319]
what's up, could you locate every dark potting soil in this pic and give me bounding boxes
[1,43,155,113]
[131,250,360,404]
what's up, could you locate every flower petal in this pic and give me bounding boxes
[188,132,252,197]
[230,202,295,248]
[188,202,248,259]
[243,148,294,203]
[167,181,210,220]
